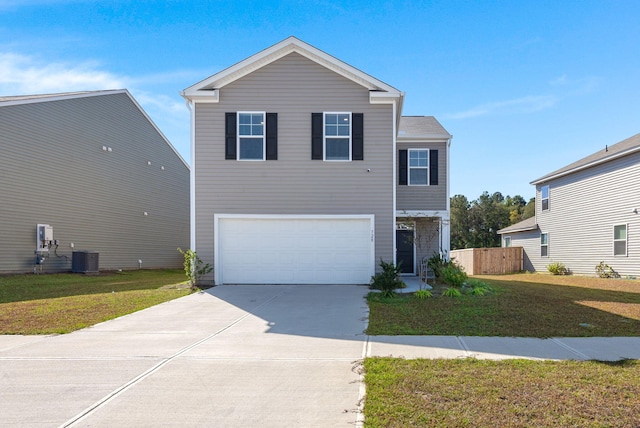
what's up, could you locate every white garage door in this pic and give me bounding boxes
[216,215,374,285]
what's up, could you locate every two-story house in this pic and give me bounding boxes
[0,90,190,273]
[182,37,451,285]
[499,132,640,276]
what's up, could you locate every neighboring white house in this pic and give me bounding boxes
[181,36,452,285]
[0,90,190,273]
[499,132,640,277]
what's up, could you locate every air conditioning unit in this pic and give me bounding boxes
[72,250,99,274]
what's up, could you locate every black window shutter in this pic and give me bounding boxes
[430,149,438,185]
[311,113,323,160]
[225,112,237,160]
[352,113,364,160]
[266,112,278,160]
[399,150,408,185]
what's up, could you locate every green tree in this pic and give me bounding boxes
[450,194,471,249]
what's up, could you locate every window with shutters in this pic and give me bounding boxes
[324,112,351,161]
[408,149,429,185]
[226,112,277,161]
[238,112,265,160]
[311,112,363,161]
[398,149,438,186]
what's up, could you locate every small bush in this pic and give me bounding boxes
[443,287,462,298]
[370,259,405,297]
[595,261,620,279]
[413,289,433,299]
[463,278,493,296]
[177,248,212,289]
[427,253,449,279]
[547,261,569,275]
[440,264,468,288]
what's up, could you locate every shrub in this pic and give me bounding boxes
[413,289,433,299]
[440,263,468,288]
[370,259,405,297]
[443,287,462,298]
[595,261,620,279]
[547,261,569,275]
[427,253,449,279]
[177,248,213,289]
[463,278,493,296]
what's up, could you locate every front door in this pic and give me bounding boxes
[396,229,414,274]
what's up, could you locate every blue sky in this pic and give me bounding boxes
[1,0,639,201]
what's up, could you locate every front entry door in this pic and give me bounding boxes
[396,229,414,274]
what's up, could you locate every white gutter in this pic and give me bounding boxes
[185,99,196,251]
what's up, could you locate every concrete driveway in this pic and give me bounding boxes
[0,285,370,427]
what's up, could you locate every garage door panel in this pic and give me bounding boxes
[217,216,373,284]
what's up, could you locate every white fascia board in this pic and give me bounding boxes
[397,135,452,142]
[397,210,450,220]
[530,145,640,185]
[180,89,219,103]
[182,36,402,100]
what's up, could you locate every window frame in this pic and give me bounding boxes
[408,148,430,186]
[323,112,352,162]
[613,224,628,256]
[540,232,549,257]
[504,236,512,248]
[541,185,549,211]
[237,111,266,161]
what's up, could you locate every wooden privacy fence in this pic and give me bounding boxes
[450,247,523,275]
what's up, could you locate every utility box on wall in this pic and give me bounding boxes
[72,250,99,274]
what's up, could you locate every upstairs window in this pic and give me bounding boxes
[614,224,627,256]
[541,185,549,211]
[311,112,363,161]
[398,149,438,186]
[238,112,265,160]
[324,113,351,161]
[408,149,429,185]
[225,112,277,160]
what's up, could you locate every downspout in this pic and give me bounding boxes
[392,99,397,268]
[184,97,196,253]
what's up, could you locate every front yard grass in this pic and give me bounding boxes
[364,357,640,427]
[367,274,640,337]
[0,269,190,334]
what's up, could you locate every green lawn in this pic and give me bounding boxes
[0,269,191,334]
[367,274,640,337]
[364,358,640,427]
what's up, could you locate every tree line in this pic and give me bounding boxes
[450,192,534,250]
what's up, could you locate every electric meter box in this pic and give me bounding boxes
[36,224,53,252]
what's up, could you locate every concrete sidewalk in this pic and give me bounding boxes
[1,284,639,427]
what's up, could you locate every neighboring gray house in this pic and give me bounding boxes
[499,132,640,276]
[0,90,190,273]
[181,37,452,285]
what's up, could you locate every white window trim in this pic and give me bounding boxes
[408,148,429,186]
[541,185,549,211]
[237,111,266,161]
[504,236,511,248]
[540,232,549,257]
[613,224,628,257]
[323,112,351,162]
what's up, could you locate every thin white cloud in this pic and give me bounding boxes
[445,95,558,120]
[0,52,126,94]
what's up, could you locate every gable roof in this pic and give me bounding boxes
[181,36,404,106]
[531,132,640,185]
[497,216,538,235]
[0,89,188,169]
[398,116,451,140]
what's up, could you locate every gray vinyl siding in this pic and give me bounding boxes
[194,53,395,282]
[532,151,640,276]
[0,92,190,273]
[396,141,448,211]
[502,230,540,272]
